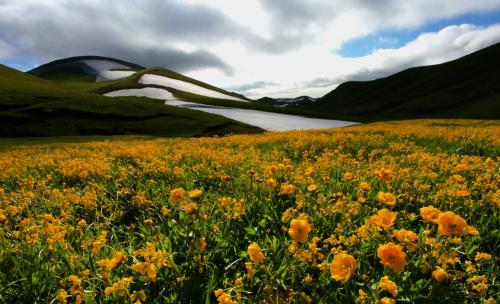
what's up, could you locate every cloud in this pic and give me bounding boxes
[1,0,500,97]
[0,0,237,74]
[276,23,500,98]
[0,39,13,58]
[226,81,277,92]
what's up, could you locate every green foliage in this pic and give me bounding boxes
[309,42,500,121]
[0,64,262,137]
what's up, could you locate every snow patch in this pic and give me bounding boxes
[139,74,248,102]
[104,87,176,100]
[81,59,136,82]
[164,100,358,131]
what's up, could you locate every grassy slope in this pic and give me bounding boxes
[41,64,342,120]
[0,64,262,137]
[309,42,500,122]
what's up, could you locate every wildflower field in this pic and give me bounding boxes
[0,119,498,303]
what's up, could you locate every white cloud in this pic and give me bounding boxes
[1,0,500,97]
[188,23,500,98]
[0,39,13,58]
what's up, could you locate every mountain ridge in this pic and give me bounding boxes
[308,42,500,121]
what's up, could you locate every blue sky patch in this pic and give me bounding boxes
[338,10,500,58]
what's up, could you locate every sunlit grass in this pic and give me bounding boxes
[0,119,498,303]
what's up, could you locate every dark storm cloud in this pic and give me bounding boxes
[0,0,239,73]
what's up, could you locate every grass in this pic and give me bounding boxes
[0,64,262,137]
[31,60,343,120]
[309,42,500,122]
[0,120,498,303]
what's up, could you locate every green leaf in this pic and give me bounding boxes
[245,227,257,236]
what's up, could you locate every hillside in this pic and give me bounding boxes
[258,96,316,107]
[29,56,249,101]
[0,64,262,137]
[309,42,500,121]
[28,56,337,120]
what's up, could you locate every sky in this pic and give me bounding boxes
[1,0,500,98]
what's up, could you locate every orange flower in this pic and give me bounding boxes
[266,178,277,187]
[377,192,396,206]
[247,242,265,264]
[280,183,296,195]
[378,297,395,304]
[343,172,353,180]
[379,276,398,297]
[359,182,371,192]
[330,253,356,283]
[97,251,126,271]
[245,261,254,279]
[370,208,397,229]
[169,188,185,203]
[307,184,318,192]
[432,268,449,283]
[185,203,198,215]
[288,219,312,243]
[393,229,418,252]
[188,189,203,199]
[377,168,392,180]
[420,205,441,224]
[377,243,407,272]
[455,189,470,197]
[437,211,468,236]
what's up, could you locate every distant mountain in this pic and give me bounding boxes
[309,42,500,121]
[28,56,250,102]
[29,55,144,82]
[0,63,261,137]
[26,56,332,119]
[258,96,316,107]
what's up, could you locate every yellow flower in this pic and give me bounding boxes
[97,251,126,271]
[377,243,407,272]
[359,182,371,192]
[379,276,398,297]
[437,211,468,236]
[475,252,491,261]
[370,208,397,229]
[169,188,185,203]
[57,289,68,304]
[393,229,418,252]
[185,203,198,215]
[266,178,277,187]
[329,253,356,283]
[432,268,449,283]
[245,261,254,279]
[377,168,392,180]
[455,189,470,197]
[377,192,396,206]
[307,184,318,192]
[247,242,265,264]
[104,286,116,296]
[280,183,296,195]
[188,189,203,199]
[197,238,207,252]
[420,205,441,224]
[378,297,395,304]
[356,289,368,303]
[288,219,312,243]
[343,172,353,180]
[234,277,244,285]
[468,275,488,295]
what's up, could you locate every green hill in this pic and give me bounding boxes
[28,56,334,119]
[0,64,262,137]
[309,42,500,121]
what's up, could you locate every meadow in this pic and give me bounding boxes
[0,120,498,303]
